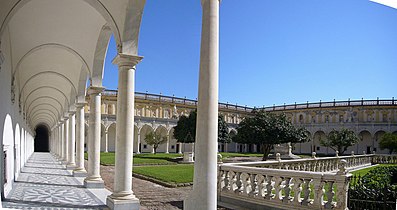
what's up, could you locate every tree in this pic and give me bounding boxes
[233,109,309,161]
[144,131,167,154]
[173,110,231,144]
[320,128,359,155]
[379,133,397,154]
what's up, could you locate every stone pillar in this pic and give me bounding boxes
[137,132,141,154]
[58,124,62,159]
[67,112,76,169]
[104,129,109,153]
[165,134,170,154]
[63,118,69,164]
[107,54,142,210]
[84,86,105,188]
[178,143,182,154]
[184,0,219,209]
[74,103,87,177]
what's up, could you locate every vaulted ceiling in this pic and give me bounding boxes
[0,0,146,130]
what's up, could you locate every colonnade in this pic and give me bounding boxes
[49,54,144,209]
[49,0,219,209]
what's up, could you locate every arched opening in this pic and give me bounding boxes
[34,124,49,152]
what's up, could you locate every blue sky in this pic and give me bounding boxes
[102,0,397,108]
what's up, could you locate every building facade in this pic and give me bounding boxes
[93,90,397,155]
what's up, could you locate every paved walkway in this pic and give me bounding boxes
[2,153,110,210]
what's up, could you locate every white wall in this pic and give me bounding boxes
[1,28,34,200]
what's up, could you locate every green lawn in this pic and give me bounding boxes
[220,152,263,159]
[84,152,182,165]
[133,164,194,184]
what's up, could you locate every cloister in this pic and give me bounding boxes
[0,0,219,209]
[91,90,397,155]
[1,0,396,210]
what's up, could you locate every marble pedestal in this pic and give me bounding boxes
[106,196,140,210]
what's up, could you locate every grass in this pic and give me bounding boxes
[220,152,263,159]
[84,152,182,165]
[133,164,194,184]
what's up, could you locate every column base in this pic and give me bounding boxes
[62,161,69,165]
[106,196,140,210]
[73,169,87,177]
[66,164,76,170]
[84,178,104,188]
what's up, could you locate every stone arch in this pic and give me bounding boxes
[19,71,78,100]
[155,125,168,153]
[91,25,112,87]
[168,127,178,153]
[313,130,327,154]
[140,124,154,153]
[358,130,372,155]
[25,96,64,117]
[2,114,14,196]
[108,123,116,152]
[374,130,386,153]
[0,0,122,49]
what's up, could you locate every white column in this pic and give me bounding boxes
[178,143,182,154]
[62,118,69,164]
[107,54,142,209]
[84,86,105,188]
[184,0,219,209]
[74,103,87,176]
[137,131,141,154]
[104,130,109,153]
[64,118,69,164]
[59,125,62,158]
[60,122,64,160]
[67,112,76,169]
[165,135,169,154]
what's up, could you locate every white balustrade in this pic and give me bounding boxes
[218,154,396,210]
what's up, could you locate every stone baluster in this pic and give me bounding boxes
[274,177,283,201]
[292,178,303,204]
[256,175,265,197]
[265,175,273,200]
[282,177,292,203]
[324,181,335,209]
[313,179,324,208]
[248,173,258,197]
[223,170,230,191]
[302,179,312,206]
[234,172,243,194]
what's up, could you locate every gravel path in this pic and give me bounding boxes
[95,163,192,210]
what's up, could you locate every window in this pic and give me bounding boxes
[299,115,304,123]
[171,145,175,149]
[325,115,329,123]
[143,145,147,149]
[383,113,388,122]
[316,146,320,151]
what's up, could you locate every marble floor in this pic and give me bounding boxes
[2,153,110,210]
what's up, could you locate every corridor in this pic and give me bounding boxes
[2,153,110,209]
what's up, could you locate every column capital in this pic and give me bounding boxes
[112,54,143,69]
[63,114,69,120]
[75,102,87,108]
[87,86,105,95]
